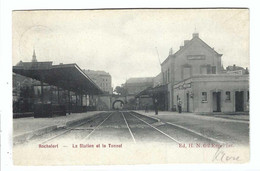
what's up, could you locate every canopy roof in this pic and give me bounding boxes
[13,62,103,95]
[135,84,168,98]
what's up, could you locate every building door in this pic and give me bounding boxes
[186,93,189,112]
[165,92,168,111]
[213,92,221,112]
[235,91,244,112]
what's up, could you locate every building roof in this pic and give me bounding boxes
[135,84,168,97]
[126,77,154,84]
[161,33,222,66]
[13,62,103,95]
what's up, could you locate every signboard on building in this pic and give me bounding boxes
[187,55,206,60]
[176,82,191,90]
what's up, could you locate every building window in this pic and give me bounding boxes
[202,92,207,102]
[207,65,211,74]
[212,66,216,74]
[225,91,231,101]
[183,67,191,79]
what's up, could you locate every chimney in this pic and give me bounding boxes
[169,48,173,55]
[184,40,189,46]
[192,33,199,38]
[233,64,236,69]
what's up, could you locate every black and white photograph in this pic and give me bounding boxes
[2,0,260,168]
[10,9,250,165]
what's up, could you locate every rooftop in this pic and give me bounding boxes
[161,32,222,66]
[13,62,103,95]
[126,77,154,84]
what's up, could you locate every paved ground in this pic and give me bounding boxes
[196,113,249,121]
[13,111,250,165]
[13,111,102,136]
[136,110,249,146]
[14,110,249,147]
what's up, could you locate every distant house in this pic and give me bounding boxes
[226,64,249,75]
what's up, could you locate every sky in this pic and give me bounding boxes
[12,9,249,88]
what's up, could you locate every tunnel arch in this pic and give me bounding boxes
[112,100,124,110]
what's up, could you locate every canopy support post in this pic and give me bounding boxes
[57,86,60,104]
[68,90,71,115]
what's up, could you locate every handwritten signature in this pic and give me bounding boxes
[212,146,240,162]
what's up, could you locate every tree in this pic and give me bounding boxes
[114,86,127,96]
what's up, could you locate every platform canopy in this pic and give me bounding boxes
[148,84,168,94]
[13,62,103,95]
[135,84,168,98]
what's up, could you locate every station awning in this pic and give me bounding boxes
[148,84,168,94]
[13,62,103,95]
[135,84,168,98]
[135,87,153,98]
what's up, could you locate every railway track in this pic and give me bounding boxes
[40,112,112,144]
[22,111,225,145]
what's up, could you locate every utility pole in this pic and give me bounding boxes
[125,77,127,105]
[155,47,161,66]
[155,47,163,82]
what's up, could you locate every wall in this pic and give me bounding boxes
[96,95,111,110]
[173,38,221,84]
[161,56,174,110]
[161,34,222,111]
[173,80,193,112]
[153,73,163,87]
[173,75,249,113]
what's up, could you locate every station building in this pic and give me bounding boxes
[155,32,249,113]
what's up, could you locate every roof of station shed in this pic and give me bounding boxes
[13,61,103,95]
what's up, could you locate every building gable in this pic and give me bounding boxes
[173,34,222,58]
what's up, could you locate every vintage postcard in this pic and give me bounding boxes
[12,9,249,165]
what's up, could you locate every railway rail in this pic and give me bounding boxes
[17,111,225,145]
